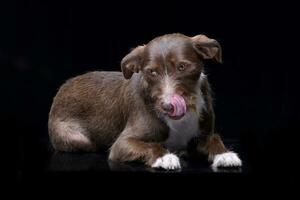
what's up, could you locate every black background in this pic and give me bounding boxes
[5,0,298,189]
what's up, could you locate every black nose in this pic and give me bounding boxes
[161,102,174,113]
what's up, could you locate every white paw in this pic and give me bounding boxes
[151,153,181,170]
[212,152,242,168]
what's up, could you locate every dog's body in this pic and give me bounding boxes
[48,33,242,170]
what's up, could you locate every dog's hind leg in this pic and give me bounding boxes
[48,119,96,152]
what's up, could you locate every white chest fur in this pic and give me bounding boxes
[163,73,206,151]
[164,111,200,151]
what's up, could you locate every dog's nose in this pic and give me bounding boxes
[161,102,174,113]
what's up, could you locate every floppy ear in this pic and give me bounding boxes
[192,35,222,63]
[121,45,145,79]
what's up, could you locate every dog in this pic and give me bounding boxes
[48,33,242,170]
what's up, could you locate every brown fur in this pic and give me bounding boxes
[48,33,229,167]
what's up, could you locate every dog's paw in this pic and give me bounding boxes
[212,152,242,168]
[151,153,181,170]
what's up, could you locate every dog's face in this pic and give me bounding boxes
[121,33,222,120]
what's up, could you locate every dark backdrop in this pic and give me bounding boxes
[5,0,298,187]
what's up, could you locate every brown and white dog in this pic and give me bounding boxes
[48,33,242,170]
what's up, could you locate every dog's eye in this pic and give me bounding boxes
[146,68,158,76]
[178,63,187,71]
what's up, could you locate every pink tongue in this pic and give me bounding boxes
[170,94,187,117]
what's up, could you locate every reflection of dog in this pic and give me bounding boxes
[48,33,242,170]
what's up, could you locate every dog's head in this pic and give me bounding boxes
[121,33,222,120]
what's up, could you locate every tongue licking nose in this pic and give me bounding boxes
[170,94,187,118]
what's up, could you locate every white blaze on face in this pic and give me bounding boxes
[160,75,187,117]
[161,75,177,104]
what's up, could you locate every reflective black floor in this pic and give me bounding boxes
[18,136,296,196]
[46,140,247,174]
[21,138,294,192]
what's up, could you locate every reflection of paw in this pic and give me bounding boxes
[212,152,242,168]
[151,153,181,170]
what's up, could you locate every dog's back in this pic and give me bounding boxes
[48,71,131,151]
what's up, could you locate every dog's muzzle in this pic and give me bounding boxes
[161,94,187,120]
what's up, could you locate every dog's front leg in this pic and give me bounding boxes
[197,134,242,168]
[109,128,181,170]
[197,81,242,168]
[197,114,242,168]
